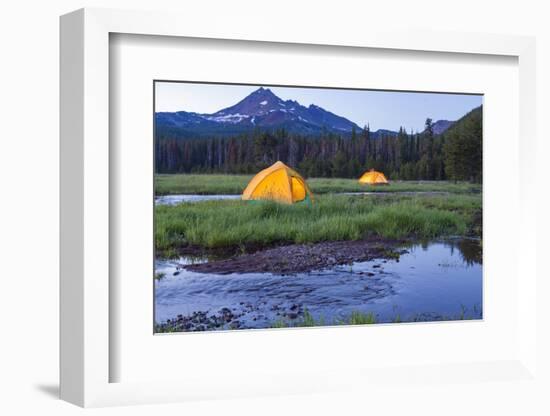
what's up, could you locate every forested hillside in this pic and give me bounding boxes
[155,106,482,182]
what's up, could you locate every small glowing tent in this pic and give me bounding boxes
[242,161,314,204]
[358,169,389,185]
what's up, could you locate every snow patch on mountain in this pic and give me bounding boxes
[205,113,250,124]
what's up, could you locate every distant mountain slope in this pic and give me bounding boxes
[156,87,362,138]
[372,128,399,138]
[431,120,454,135]
[441,106,482,137]
[155,86,463,139]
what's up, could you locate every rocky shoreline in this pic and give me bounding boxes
[184,238,408,275]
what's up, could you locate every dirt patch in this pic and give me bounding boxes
[184,238,408,275]
[172,241,290,260]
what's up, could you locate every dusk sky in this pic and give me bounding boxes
[155,82,483,132]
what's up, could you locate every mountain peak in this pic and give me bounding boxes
[157,87,362,137]
[252,87,276,98]
[211,87,285,119]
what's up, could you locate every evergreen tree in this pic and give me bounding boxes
[155,106,482,182]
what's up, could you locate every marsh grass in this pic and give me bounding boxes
[272,311,378,328]
[155,194,478,254]
[269,307,481,329]
[308,178,480,195]
[155,174,481,196]
[349,311,377,325]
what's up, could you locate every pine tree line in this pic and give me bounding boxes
[155,107,482,182]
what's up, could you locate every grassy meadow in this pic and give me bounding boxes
[155,174,481,257]
[155,174,482,196]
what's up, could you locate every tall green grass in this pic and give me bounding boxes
[155,194,477,253]
[273,310,378,328]
[155,174,481,196]
[269,308,480,329]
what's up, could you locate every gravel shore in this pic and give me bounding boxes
[184,238,407,275]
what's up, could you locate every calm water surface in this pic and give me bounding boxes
[155,192,448,206]
[155,194,240,205]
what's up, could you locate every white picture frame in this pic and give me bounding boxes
[60,7,538,408]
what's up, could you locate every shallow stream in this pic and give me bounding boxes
[155,239,482,330]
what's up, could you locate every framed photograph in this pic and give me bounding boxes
[60,8,538,408]
[152,80,484,333]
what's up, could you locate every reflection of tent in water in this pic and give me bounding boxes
[242,161,314,204]
[358,169,389,185]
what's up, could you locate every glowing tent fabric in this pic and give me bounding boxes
[358,169,389,185]
[242,161,314,204]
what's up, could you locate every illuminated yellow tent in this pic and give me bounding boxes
[242,161,314,204]
[358,169,389,185]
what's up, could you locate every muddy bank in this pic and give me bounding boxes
[184,238,407,275]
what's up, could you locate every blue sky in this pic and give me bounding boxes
[155,82,482,132]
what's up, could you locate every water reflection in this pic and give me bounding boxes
[454,238,482,265]
[417,238,482,266]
